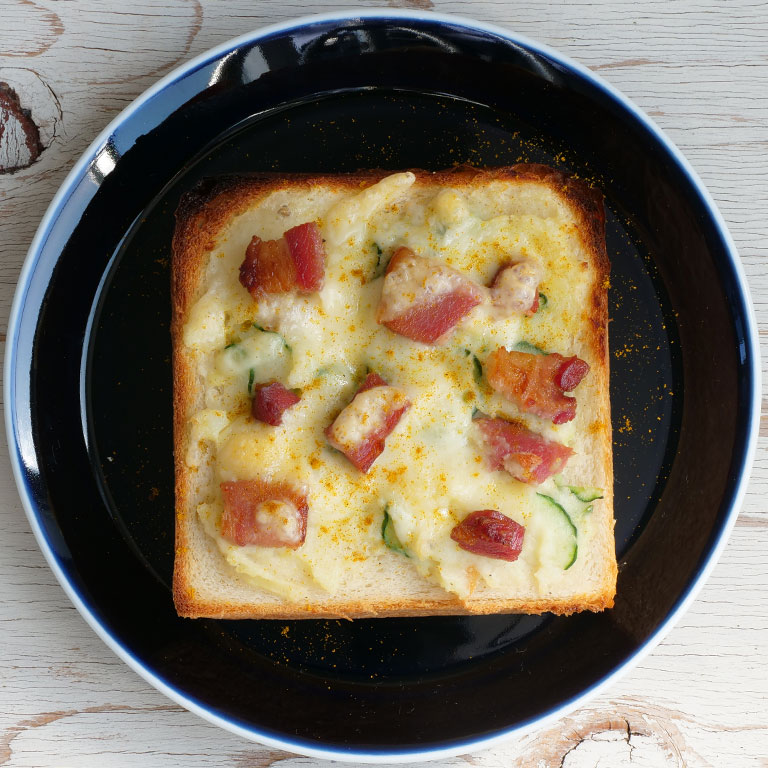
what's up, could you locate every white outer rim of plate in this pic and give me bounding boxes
[4,9,761,764]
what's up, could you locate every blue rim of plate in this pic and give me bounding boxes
[4,10,760,763]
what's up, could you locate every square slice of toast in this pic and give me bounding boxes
[172,165,615,619]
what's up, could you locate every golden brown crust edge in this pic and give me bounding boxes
[171,165,614,619]
[174,592,615,621]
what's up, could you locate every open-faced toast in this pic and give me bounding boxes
[171,165,615,619]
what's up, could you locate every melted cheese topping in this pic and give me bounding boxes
[183,174,601,601]
[255,500,301,544]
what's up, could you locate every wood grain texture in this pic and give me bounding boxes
[1,0,767,765]
[0,67,62,172]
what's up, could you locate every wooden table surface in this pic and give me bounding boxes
[2,1,767,765]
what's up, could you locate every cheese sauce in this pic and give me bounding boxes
[183,174,602,601]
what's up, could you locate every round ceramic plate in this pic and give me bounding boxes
[5,11,759,763]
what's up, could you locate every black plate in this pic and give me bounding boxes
[6,12,758,760]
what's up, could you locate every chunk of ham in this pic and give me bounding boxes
[219,479,308,548]
[239,221,325,298]
[489,261,542,317]
[251,382,300,426]
[486,347,590,424]
[377,247,484,344]
[474,415,573,485]
[451,509,525,562]
[325,372,411,473]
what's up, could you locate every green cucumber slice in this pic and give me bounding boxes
[514,340,546,355]
[314,362,356,394]
[371,242,390,279]
[570,486,604,503]
[552,476,603,504]
[217,326,291,389]
[381,506,409,557]
[536,493,578,570]
[461,349,483,383]
[253,323,291,351]
[471,354,483,383]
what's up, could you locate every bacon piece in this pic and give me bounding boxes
[474,415,573,485]
[451,510,525,562]
[325,372,411,473]
[219,479,308,548]
[357,371,388,392]
[239,221,325,298]
[555,356,590,391]
[239,235,296,298]
[251,381,300,426]
[283,222,325,291]
[377,247,484,344]
[489,261,542,317]
[486,348,590,424]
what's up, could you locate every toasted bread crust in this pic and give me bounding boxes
[172,165,614,619]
